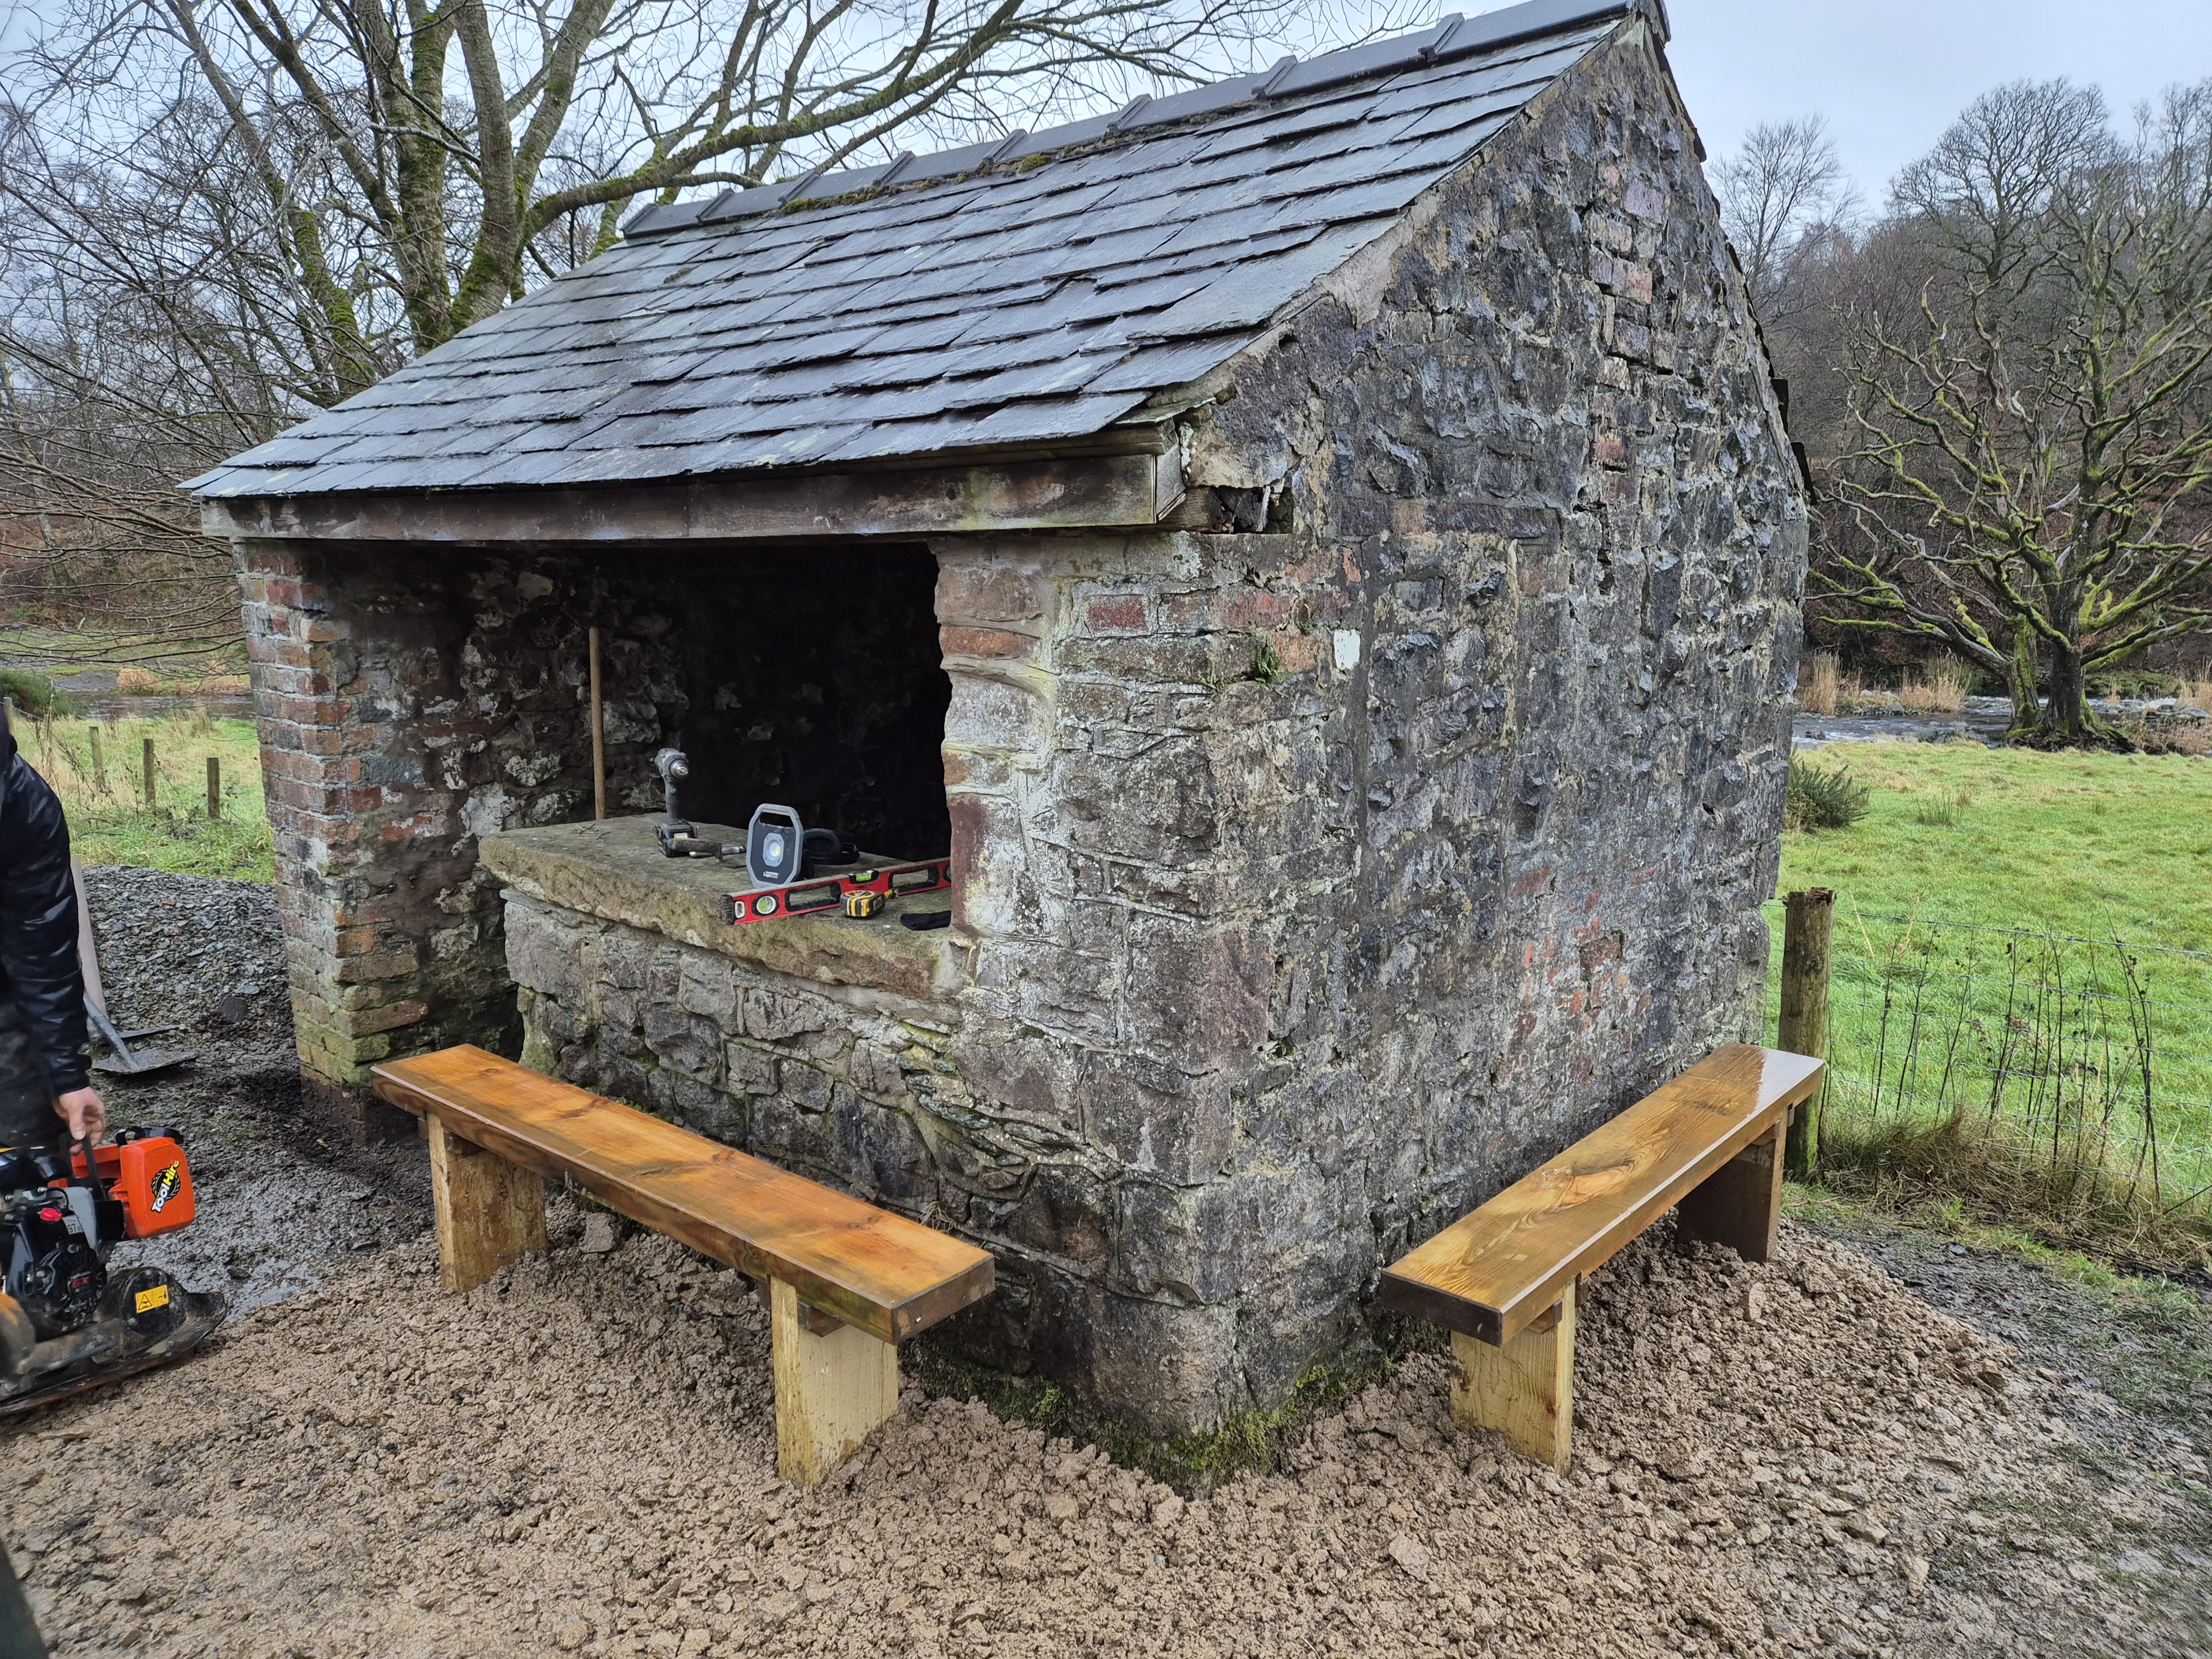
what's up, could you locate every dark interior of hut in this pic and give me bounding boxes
[669,541,952,863]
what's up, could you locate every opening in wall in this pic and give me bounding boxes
[674,542,951,861]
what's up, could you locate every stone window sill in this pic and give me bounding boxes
[478,818,958,1003]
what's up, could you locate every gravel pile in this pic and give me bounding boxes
[9,1209,2203,1659]
[79,865,291,1051]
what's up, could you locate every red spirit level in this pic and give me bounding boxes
[722,858,952,926]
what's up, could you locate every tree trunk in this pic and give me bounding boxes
[2020,595,2122,749]
[2004,622,2041,738]
[2040,643,2091,742]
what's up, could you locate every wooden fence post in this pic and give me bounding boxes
[142,736,156,812]
[589,625,607,821]
[206,756,221,820]
[1780,887,1836,1178]
[89,727,107,795]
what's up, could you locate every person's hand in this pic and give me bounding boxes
[55,1087,106,1143]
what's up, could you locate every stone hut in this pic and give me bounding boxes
[192,0,1806,1435]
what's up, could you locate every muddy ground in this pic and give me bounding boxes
[4,871,2208,1658]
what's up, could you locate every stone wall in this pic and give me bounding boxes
[893,22,1797,1424]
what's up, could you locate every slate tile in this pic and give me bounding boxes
[1274,172,1441,229]
[1079,334,1258,393]
[276,459,409,494]
[674,424,867,471]
[851,300,1006,358]
[812,411,993,464]
[957,392,1146,444]
[450,448,606,491]
[380,453,502,488]
[1122,74,1267,129]
[995,111,1119,164]
[192,467,284,496]
[1134,218,1395,337]
[933,354,1110,409]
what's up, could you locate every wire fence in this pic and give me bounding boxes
[1765,899,2212,1249]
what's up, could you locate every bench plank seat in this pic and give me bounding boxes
[1381,1044,1824,1347]
[1380,1044,1821,1472]
[372,1045,993,1344]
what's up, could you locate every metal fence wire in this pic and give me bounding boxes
[1763,901,2212,1228]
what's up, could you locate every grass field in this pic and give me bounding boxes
[1778,742,2212,955]
[1775,742,2212,1254]
[15,713,273,881]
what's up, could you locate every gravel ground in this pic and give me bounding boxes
[1796,1216,2212,1656]
[77,867,432,1311]
[4,869,2207,1659]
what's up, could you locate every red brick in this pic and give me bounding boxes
[939,626,1033,660]
[345,1000,427,1040]
[1086,594,1147,633]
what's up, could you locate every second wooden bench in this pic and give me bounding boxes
[371,1044,994,1484]
[1380,1043,1823,1473]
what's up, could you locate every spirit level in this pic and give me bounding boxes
[721,857,953,926]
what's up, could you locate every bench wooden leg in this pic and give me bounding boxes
[1450,1280,1575,1474]
[770,1277,899,1485]
[427,1110,547,1293]
[1675,1121,1783,1264]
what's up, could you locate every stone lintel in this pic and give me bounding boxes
[199,450,1181,544]
[478,817,956,1003]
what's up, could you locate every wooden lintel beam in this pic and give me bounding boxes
[200,450,1182,544]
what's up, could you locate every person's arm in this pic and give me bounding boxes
[0,754,95,1115]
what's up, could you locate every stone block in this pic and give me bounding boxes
[1111,1179,1238,1303]
[740,986,827,1043]
[1082,1293,1246,1434]
[1003,1164,1111,1266]
[642,1001,722,1082]
[854,1102,933,1204]
[936,563,1044,624]
[503,897,587,1003]
[677,953,738,1025]
[947,1027,1078,1128]
[943,675,1051,758]
[724,1041,778,1095]
[780,1062,834,1113]
[1078,1053,1234,1186]
[1120,917,1268,1068]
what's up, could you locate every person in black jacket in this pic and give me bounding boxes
[0,698,103,1151]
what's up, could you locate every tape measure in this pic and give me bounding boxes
[844,891,884,920]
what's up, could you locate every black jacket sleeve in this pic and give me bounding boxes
[0,752,90,1095]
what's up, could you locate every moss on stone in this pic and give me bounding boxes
[909,1309,1446,1492]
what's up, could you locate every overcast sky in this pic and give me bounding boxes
[1659,0,2212,203]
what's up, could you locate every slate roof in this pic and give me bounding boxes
[189,0,1644,500]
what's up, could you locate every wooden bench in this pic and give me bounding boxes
[1379,1044,1823,1474]
[369,1045,994,1485]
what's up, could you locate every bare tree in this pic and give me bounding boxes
[16,0,1352,378]
[1817,79,2212,747]
[1709,116,1856,326]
